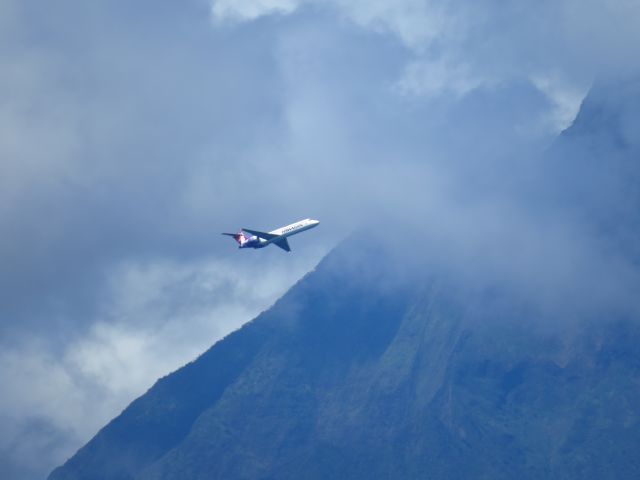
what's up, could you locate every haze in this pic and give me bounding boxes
[2,1,640,478]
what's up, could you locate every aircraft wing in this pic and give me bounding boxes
[242,228,279,240]
[273,238,291,252]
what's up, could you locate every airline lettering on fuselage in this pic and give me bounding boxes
[283,224,302,234]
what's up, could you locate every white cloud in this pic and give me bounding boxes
[329,0,457,50]
[208,0,640,125]
[210,0,458,49]
[531,73,591,132]
[211,0,299,22]
[396,58,487,98]
[69,253,322,407]
[0,253,324,476]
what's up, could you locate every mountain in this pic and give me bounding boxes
[48,247,640,480]
[49,80,640,480]
[543,76,640,261]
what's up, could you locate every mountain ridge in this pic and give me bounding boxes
[49,80,640,480]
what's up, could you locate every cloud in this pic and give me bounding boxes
[209,0,640,129]
[0,254,320,478]
[2,0,640,478]
[530,72,591,132]
[212,0,299,22]
[396,58,485,98]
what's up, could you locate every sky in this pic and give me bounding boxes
[2,0,640,478]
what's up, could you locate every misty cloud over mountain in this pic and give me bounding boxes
[49,181,640,479]
[2,0,640,478]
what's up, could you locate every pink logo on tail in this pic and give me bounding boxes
[234,232,247,245]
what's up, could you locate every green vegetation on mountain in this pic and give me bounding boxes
[50,79,640,480]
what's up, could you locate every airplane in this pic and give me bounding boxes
[222,218,319,252]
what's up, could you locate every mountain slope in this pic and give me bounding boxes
[544,76,640,261]
[50,80,640,480]
[49,241,640,480]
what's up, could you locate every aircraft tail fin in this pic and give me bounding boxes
[222,232,248,246]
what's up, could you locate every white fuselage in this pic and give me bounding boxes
[242,218,320,249]
[269,219,319,238]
